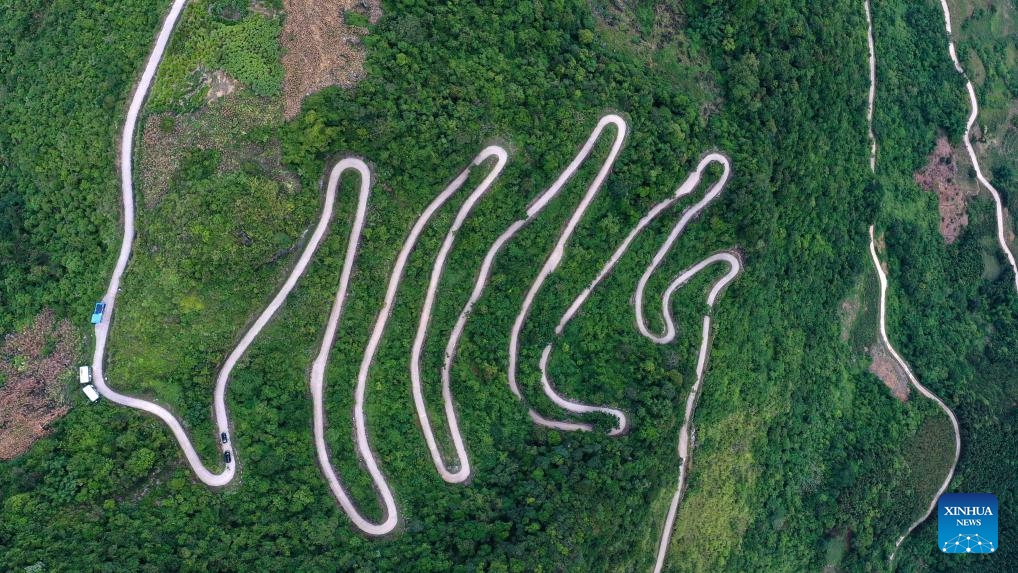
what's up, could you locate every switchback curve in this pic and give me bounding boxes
[95,0,742,557]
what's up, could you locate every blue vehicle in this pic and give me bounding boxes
[90,302,107,324]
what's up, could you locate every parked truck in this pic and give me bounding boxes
[82,384,100,403]
[79,366,92,384]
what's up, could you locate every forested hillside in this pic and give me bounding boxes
[0,0,1013,571]
[0,0,160,331]
[870,0,1017,569]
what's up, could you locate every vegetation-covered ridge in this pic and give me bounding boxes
[862,1,960,561]
[936,0,1018,290]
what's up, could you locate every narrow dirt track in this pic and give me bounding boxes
[90,0,240,487]
[649,251,740,573]
[410,148,508,484]
[311,148,508,533]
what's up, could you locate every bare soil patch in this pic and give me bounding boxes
[206,70,241,103]
[280,0,381,119]
[139,113,185,207]
[0,310,78,460]
[914,137,978,243]
[868,342,910,402]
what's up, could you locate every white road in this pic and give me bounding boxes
[410,148,508,483]
[91,0,514,531]
[864,0,877,172]
[870,226,961,561]
[93,0,742,551]
[506,114,630,433]
[311,150,507,534]
[89,0,247,486]
[938,0,1018,292]
[484,116,740,571]
[861,4,962,558]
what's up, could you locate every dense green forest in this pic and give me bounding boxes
[0,0,161,331]
[1,0,1014,571]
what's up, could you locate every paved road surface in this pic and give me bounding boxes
[89,0,245,486]
[409,148,508,483]
[870,226,961,560]
[92,0,742,552]
[311,150,508,533]
[938,0,1018,292]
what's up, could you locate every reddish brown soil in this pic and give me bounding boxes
[280,0,381,119]
[868,343,910,402]
[0,310,78,460]
[914,137,970,244]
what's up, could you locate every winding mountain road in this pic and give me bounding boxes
[506,115,630,432]
[409,148,508,484]
[861,3,963,560]
[94,1,741,562]
[938,0,1018,292]
[89,0,243,486]
[869,227,961,561]
[311,148,507,534]
[90,0,515,532]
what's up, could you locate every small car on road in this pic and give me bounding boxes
[221,432,229,444]
[90,302,107,324]
[224,451,232,464]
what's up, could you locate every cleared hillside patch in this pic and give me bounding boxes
[0,311,76,460]
[280,0,381,119]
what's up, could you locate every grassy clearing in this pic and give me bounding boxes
[844,254,881,356]
[148,0,284,111]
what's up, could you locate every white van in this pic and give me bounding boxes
[82,384,100,403]
[79,366,92,384]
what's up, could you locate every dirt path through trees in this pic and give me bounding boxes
[862,5,961,558]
